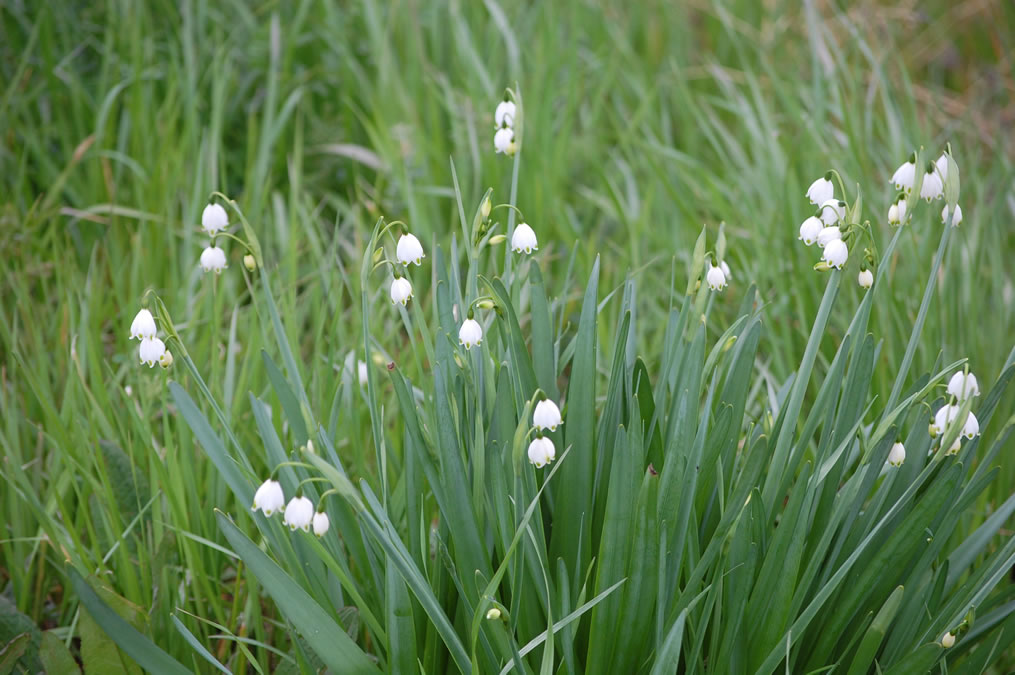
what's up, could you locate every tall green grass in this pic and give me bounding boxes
[1,0,1013,672]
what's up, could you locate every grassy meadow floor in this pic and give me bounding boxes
[2,0,1014,672]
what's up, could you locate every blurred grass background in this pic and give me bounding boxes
[1,0,1013,668]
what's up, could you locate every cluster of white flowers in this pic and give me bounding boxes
[200,203,229,273]
[252,478,330,537]
[799,175,850,271]
[527,398,562,468]
[493,97,518,156]
[891,151,965,221]
[129,308,173,369]
[929,369,981,454]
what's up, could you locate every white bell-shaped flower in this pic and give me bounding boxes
[706,263,727,291]
[459,318,483,350]
[495,100,516,128]
[819,199,846,225]
[888,442,906,467]
[527,436,556,468]
[947,371,979,400]
[935,153,949,184]
[312,511,330,537]
[799,216,823,245]
[944,437,962,455]
[283,495,315,532]
[390,277,413,306]
[891,156,916,192]
[160,350,174,369]
[888,198,907,226]
[201,203,229,236]
[130,309,157,341]
[251,479,285,517]
[962,412,979,439]
[200,244,228,273]
[806,175,834,205]
[919,166,943,202]
[396,233,425,266]
[858,269,873,289]
[494,127,515,155]
[511,223,538,254]
[941,632,955,649]
[816,226,841,248]
[822,239,848,269]
[357,360,369,386]
[533,399,562,432]
[941,204,963,227]
[139,337,167,368]
[930,404,960,437]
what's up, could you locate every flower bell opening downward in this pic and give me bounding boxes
[283,495,315,532]
[312,511,330,537]
[806,173,834,205]
[891,153,916,192]
[200,244,228,273]
[390,276,413,306]
[947,371,979,400]
[159,350,174,369]
[494,99,516,128]
[858,268,873,289]
[822,239,848,269]
[494,126,515,155]
[819,199,846,226]
[527,436,556,468]
[139,337,167,368]
[533,398,563,432]
[930,404,960,437]
[201,203,229,236]
[799,216,823,245]
[816,226,841,248]
[919,163,943,202]
[251,479,285,517]
[888,442,906,467]
[396,233,425,266]
[888,198,907,226]
[942,204,963,227]
[130,309,157,341]
[511,223,538,254]
[962,412,979,439]
[459,313,483,350]
[941,632,956,648]
[706,261,727,291]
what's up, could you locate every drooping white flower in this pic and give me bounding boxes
[930,404,961,437]
[459,318,483,350]
[706,263,727,291]
[312,511,330,537]
[494,127,515,155]
[720,260,731,281]
[495,100,516,128]
[944,437,962,455]
[806,175,834,205]
[357,360,369,386]
[935,153,949,184]
[858,269,873,289]
[947,371,979,400]
[888,198,907,225]
[919,166,943,202]
[160,350,174,369]
[390,277,413,306]
[251,479,285,517]
[139,337,167,368]
[527,436,556,468]
[200,244,228,273]
[816,226,841,248]
[962,412,979,439]
[511,223,538,254]
[941,204,963,227]
[533,399,562,432]
[396,233,425,266]
[822,239,848,269]
[130,309,157,341]
[888,442,906,467]
[891,155,916,192]
[283,495,315,532]
[201,203,229,236]
[799,216,823,245]
[819,199,846,226]
[941,632,955,649]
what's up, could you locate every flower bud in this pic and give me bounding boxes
[243,254,257,271]
[159,350,174,369]
[887,442,905,467]
[486,608,502,620]
[941,632,955,648]
[481,196,492,220]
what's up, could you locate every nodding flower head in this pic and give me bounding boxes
[312,511,330,537]
[130,309,157,341]
[533,399,562,432]
[941,204,963,227]
[888,442,906,467]
[159,350,174,369]
[819,199,846,226]
[947,370,979,400]
[511,223,538,254]
[251,479,285,517]
[962,412,979,439]
[396,233,425,266]
[139,337,167,368]
[283,495,315,532]
[822,239,848,269]
[201,203,229,236]
[799,216,823,245]
[888,198,907,226]
[858,268,873,289]
[459,317,483,350]
[705,262,727,291]
[816,226,842,248]
[806,174,834,205]
[494,127,516,155]
[390,277,413,306]
[527,436,556,468]
[919,163,943,202]
[495,99,517,128]
[200,245,228,273]
[941,632,955,649]
[891,154,916,192]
